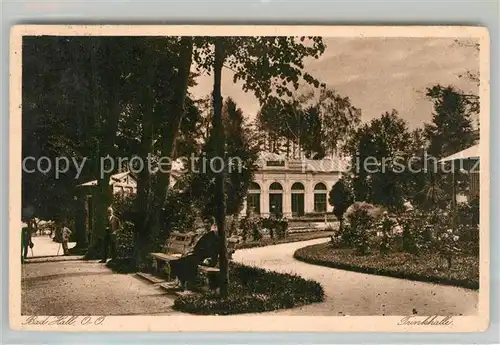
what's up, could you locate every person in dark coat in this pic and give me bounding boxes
[100,206,121,263]
[21,224,33,263]
[169,217,220,291]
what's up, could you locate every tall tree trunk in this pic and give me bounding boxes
[133,62,155,267]
[95,95,121,241]
[158,38,194,209]
[83,39,123,248]
[213,38,229,298]
[146,38,193,253]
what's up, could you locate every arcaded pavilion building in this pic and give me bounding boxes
[241,152,348,218]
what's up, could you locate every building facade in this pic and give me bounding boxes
[241,153,347,218]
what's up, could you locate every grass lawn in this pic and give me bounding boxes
[236,230,335,250]
[294,242,479,289]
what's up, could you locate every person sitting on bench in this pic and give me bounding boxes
[169,217,220,291]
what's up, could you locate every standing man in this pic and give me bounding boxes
[100,206,121,263]
[21,223,33,263]
[61,223,72,256]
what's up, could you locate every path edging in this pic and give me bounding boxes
[293,245,479,290]
[236,233,332,250]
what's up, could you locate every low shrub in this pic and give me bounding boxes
[274,218,289,239]
[339,202,381,254]
[376,212,397,255]
[240,211,262,242]
[173,262,324,315]
[457,198,479,228]
[397,210,435,255]
[456,224,479,255]
[261,217,289,239]
[436,227,461,269]
[344,202,385,220]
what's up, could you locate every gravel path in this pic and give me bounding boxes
[232,238,479,316]
[25,235,76,258]
[22,260,177,316]
[22,237,478,316]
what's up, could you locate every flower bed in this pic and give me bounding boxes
[173,262,324,315]
[236,230,335,250]
[294,242,479,289]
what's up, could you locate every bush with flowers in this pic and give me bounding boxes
[343,206,374,255]
[261,216,289,240]
[376,212,397,255]
[333,202,383,253]
[396,208,438,255]
[240,211,262,242]
[437,228,461,269]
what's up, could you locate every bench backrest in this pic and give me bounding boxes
[165,231,197,255]
[165,232,241,256]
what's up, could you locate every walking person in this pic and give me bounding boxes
[21,223,33,263]
[61,223,72,256]
[100,206,121,263]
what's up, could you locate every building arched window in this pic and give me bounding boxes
[249,182,261,191]
[291,182,305,217]
[247,182,261,215]
[314,182,328,213]
[269,182,283,217]
[269,182,283,191]
[291,182,305,191]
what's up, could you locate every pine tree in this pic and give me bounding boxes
[424,85,476,158]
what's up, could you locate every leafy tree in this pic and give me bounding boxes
[300,106,325,159]
[224,99,260,215]
[256,86,361,158]
[188,97,259,218]
[22,37,105,248]
[308,87,362,156]
[328,178,354,230]
[345,110,413,211]
[22,36,201,258]
[195,36,326,297]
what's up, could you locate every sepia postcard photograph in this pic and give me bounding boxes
[9,25,490,332]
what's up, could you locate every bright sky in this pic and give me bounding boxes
[189,37,479,130]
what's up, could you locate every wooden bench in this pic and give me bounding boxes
[149,232,242,292]
[150,231,198,275]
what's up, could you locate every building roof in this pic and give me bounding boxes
[256,151,348,173]
[439,144,480,163]
[76,171,136,188]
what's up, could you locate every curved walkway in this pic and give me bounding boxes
[232,238,478,316]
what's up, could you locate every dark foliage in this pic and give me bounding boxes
[173,262,324,315]
[329,178,354,224]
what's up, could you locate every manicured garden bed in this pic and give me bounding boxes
[236,230,335,250]
[173,262,324,315]
[294,242,479,290]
